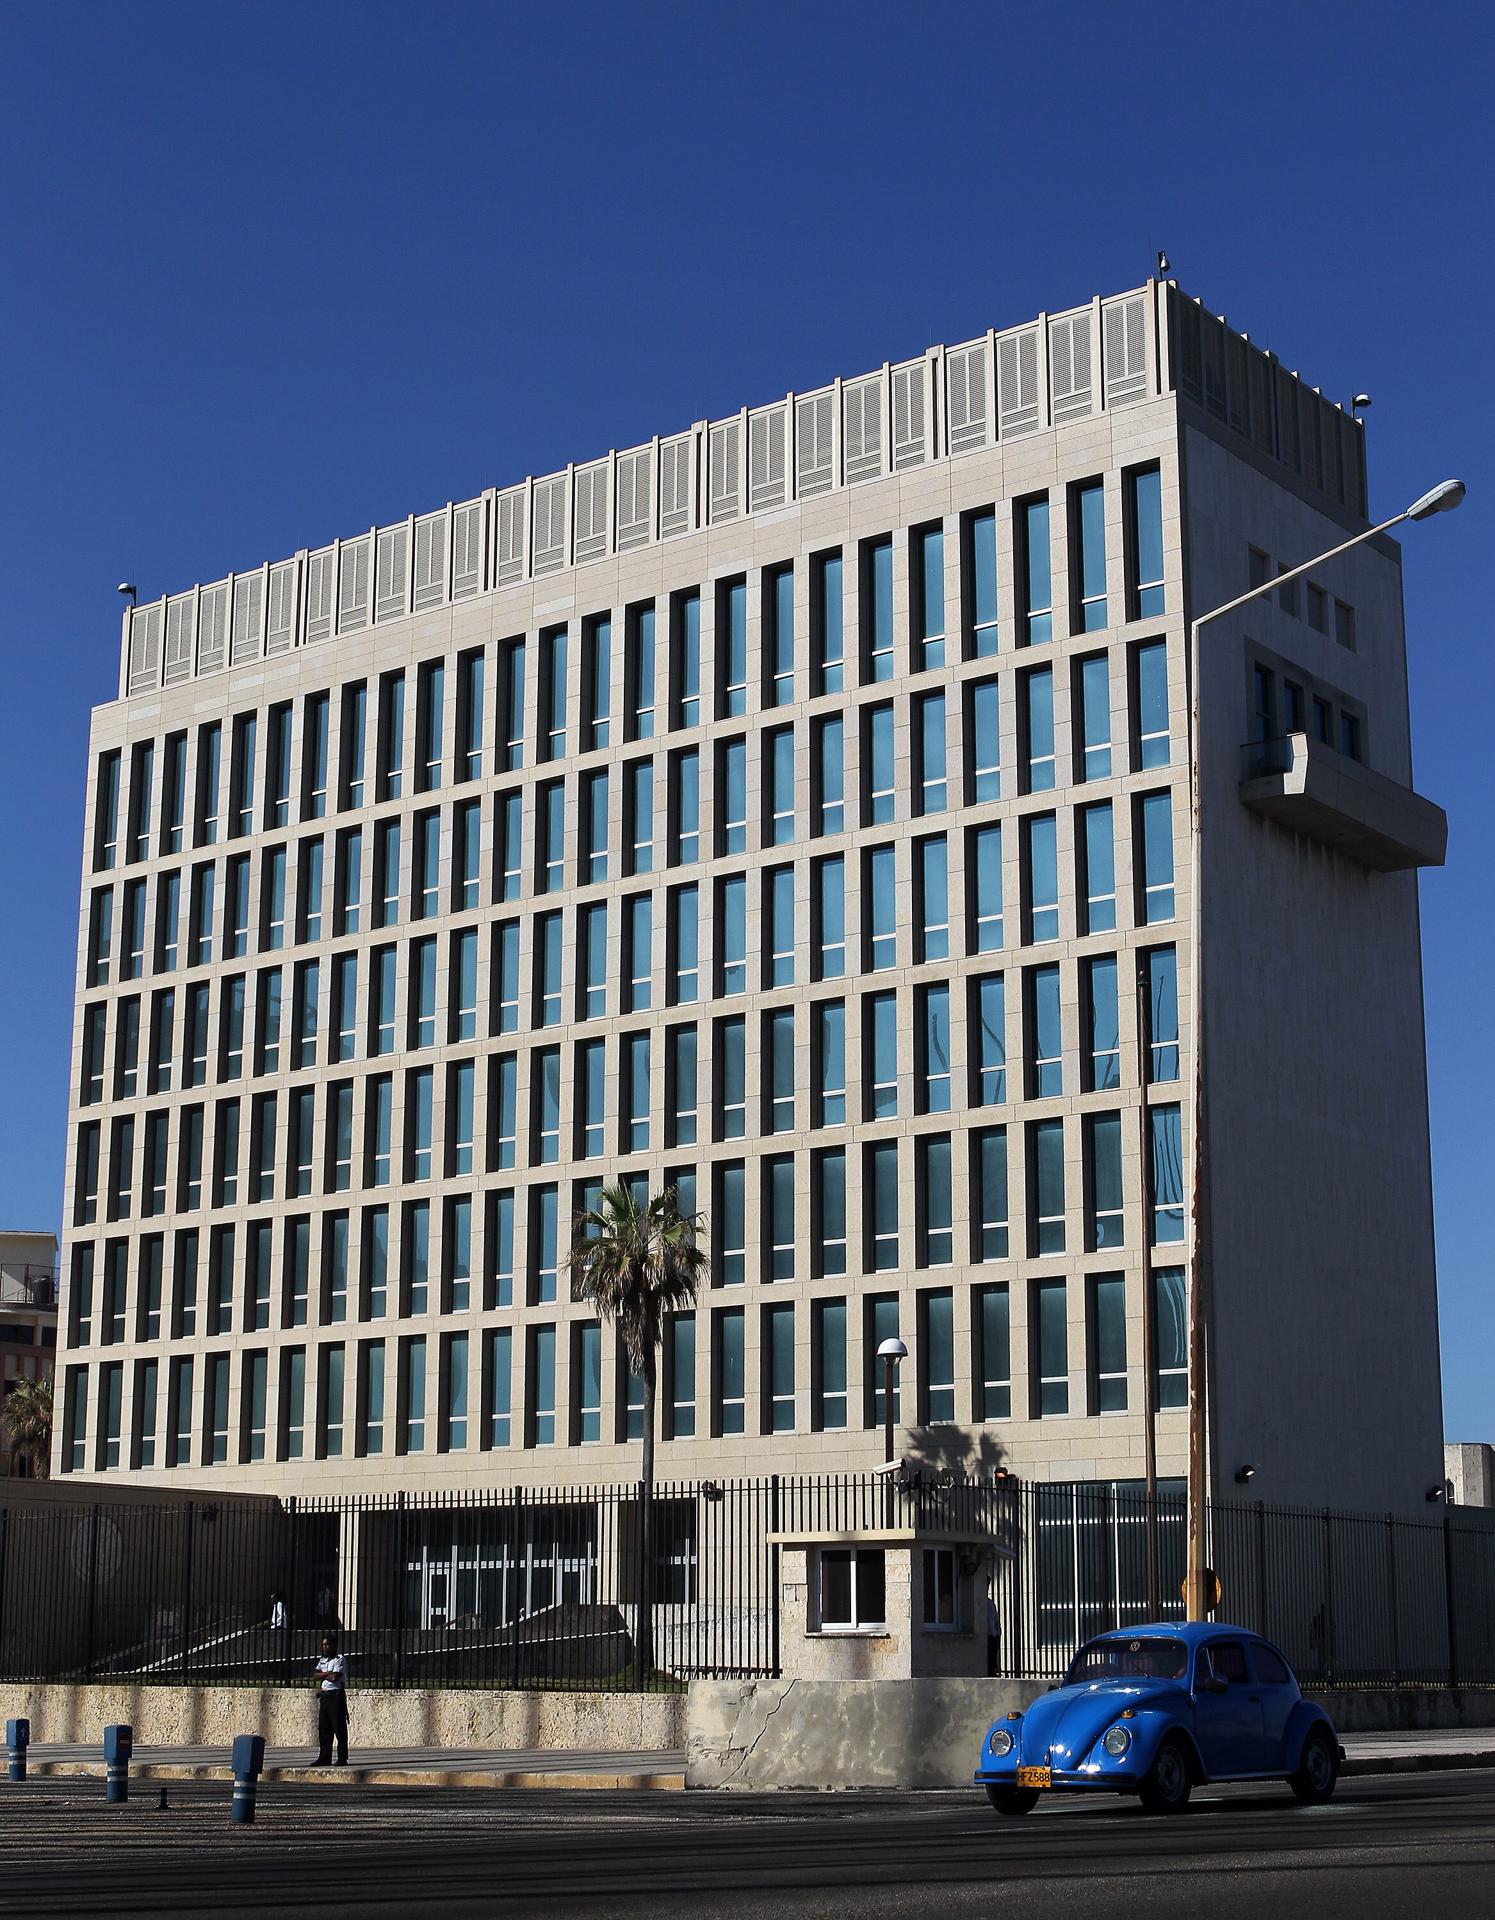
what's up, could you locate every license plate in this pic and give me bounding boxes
[1016,1766,1051,1789]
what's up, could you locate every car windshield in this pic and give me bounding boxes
[1066,1636,1189,1683]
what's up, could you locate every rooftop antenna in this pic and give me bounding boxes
[1350,392,1372,420]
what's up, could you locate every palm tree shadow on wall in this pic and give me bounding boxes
[901,1426,1009,1483]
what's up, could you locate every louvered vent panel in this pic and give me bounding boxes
[659,434,693,538]
[266,561,298,654]
[1049,311,1093,423]
[531,476,568,575]
[748,405,787,511]
[197,583,229,671]
[1175,301,1203,404]
[413,514,447,609]
[996,326,1041,437]
[1102,295,1148,406]
[337,536,370,634]
[1250,350,1275,455]
[1202,317,1227,420]
[615,446,652,549]
[709,420,741,523]
[452,499,485,597]
[946,341,990,453]
[230,573,265,665]
[891,361,927,470]
[795,392,834,496]
[1226,334,1249,436]
[843,374,883,484]
[127,604,162,694]
[163,596,195,685]
[573,460,610,563]
[375,525,409,622]
[304,550,334,643]
[495,490,525,585]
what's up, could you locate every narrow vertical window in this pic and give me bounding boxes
[1127,465,1166,617]
[498,640,525,773]
[815,1000,846,1126]
[1154,1269,1188,1408]
[1088,1112,1125,1251]
[765,867,794,987]
[1035,1280,1069,1416]
[529,1325,556,1445]
[866,1141,899,1271]
[1077,654,1112,780]
[1022,667,1055,792]
[672,590,701,729]
[966,508,998,657]
[863,537,893,682]
[920,1286,955,1416]
[1025,814,1059,942]
[973,974,1006,1106]
[1032,1118,1066,1254]
[766,1302,795,1431]
[377,670,406,800]
[865,703,895,824]
[1027,963,1063,1098]
[971,824,1003,952]
[1145,946,1180,1082]
[1091,1275,1128,1411]
[718,579,747,718]
[1134,638,1170,768]
[919,1142,953,1270]
[969,680,1000,803]
[673,747,700,864]
[1020,496,1052,645]
[766,564,794,706]
[1081,802,1117,933]
[813,552,844,695]
[627,606,654,741]
[766,1013,795,1134]
[585,615,613,750]
[715,1308,746,1435]
[814,716,844,834]
[766,727,795,845]
[917,835,948,963]
[915,523,945,670]
[976,1284,1011,1419]
[718,876,747,995]
[1151,1106,1185,1243]
[813,1298,847,1429]
[917,693,947,814]
[539,628,567,761]
[864,846,896,971]
[919,985,952,1114]
[1072,479,1108,631]
[1137,791,1176,923]
[1086,954,1121,1091]
[815,855,845,980]
[457,650,485,780]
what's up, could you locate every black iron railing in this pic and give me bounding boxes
[2,1476,1492,1693]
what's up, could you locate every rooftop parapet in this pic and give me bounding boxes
[119,281,1366,701]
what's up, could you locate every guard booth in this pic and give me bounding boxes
[772,1515,1013,1681]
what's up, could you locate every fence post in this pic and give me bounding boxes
[769,1474,781,1678]
[284,1497,299,1683]
[392,1491,408,1690]
[1321,1508,1335,1687]
[180,1503,196,1677]
[508,1488,523,1690]
[1442,1510,1459,1690]
[1255,1499,1267,1636]
[83,1505,102,1680]
[1384,1514,1401,1689]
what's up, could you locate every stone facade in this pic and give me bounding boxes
[51,279,1444,1522]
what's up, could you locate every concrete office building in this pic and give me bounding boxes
[54,278,1447,1516]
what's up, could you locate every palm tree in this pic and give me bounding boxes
[1,1374,54,1479]
[567,1185,706,1679]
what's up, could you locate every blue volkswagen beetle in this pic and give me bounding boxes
[975,1621,1342,1815]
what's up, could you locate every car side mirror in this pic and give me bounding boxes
[1197,1675,1227,1695]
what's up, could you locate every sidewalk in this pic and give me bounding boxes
[12,1726,1494,1792]
[18,1742,687,1789]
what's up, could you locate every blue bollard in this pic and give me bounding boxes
[230,1734,266,1825]
[103,1723,133,1804]
[5,1718,29,1783]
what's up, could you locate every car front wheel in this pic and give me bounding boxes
[985,1785,1040,1816]
[1138,1737,1193,1814]
[1289,1727,1339,1804]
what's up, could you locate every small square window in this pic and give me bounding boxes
[816,1546,886,1632]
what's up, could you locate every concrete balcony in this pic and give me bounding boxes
[1238,734,1447,872]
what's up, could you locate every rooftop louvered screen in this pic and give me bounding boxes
[119,280,1361,699]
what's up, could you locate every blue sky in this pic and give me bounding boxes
[3,1,1491,1435]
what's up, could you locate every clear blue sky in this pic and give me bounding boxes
[3,1,1491,1436]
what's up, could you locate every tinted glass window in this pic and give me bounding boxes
[1204,1642,1250,1684]
[1251,1643,1292,1686]
[1067,1636,1187,1682]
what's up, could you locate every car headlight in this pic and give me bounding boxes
[1102,1725,1131,1758]
[987,1729,1014,1757]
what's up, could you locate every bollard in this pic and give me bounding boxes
[5,1718,29,1783]
[230,1734,266,1825]
[103,1723,133,1804]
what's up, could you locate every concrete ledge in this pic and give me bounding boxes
[3,1682,687,1753]
[686,1678,1495,1790]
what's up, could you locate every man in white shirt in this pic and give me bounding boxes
[314,1632,349,1766]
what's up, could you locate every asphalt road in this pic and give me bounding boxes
[2,1770,1492,1918]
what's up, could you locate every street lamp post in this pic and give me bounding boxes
[877,1337,908,1467]
[1182,477,1464,1622]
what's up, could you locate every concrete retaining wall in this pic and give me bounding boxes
[4,1682,686,1753]
[685,1679,1495,1789]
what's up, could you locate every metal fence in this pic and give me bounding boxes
[993,1482,1495,1689]
[2,1475,1492,1693]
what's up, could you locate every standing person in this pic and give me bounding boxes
[986,1578,1002,1678]
[314,1632,349,1766]
[269,1591,287,1631]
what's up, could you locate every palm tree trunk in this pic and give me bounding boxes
[637,1359,656,1685]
